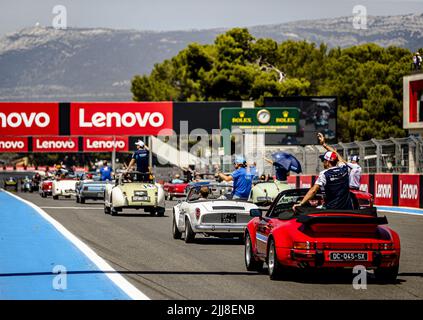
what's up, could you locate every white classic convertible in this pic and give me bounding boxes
[104,171,166,216]
[172,182,259,243]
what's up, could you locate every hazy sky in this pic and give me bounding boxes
[0,0,422,36]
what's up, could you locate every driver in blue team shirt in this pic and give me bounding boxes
[125,140,152,182]
[216,156,253,200]
[292,132,353,211]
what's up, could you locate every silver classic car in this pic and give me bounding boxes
[75,174,111,204]
[172,182,259,243]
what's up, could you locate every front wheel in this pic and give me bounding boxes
[268,239,284,280]
[245,233,263,271]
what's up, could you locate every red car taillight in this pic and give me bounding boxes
[293,241,316,250]
[195,208,201,220]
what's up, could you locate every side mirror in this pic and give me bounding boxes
[250,208,262,218]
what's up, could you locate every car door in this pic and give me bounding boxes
[255,193,283,256]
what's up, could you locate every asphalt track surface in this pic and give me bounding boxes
[11,192,423,300]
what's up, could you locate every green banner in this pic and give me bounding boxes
[220,107,300,133]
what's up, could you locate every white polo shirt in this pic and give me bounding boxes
[347,162,361,189]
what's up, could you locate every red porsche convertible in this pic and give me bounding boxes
[244,188,400,282]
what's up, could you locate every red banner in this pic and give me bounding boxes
[398,174,420,208]
[0,137,28,152]
[299,176,313,189]
[70,102,173,136]
[0,103,59,136]
[359,174,370,193]
[83,136,129,152]
[374,174,393,206]
[287,175,297,189]
[33,137,79,153]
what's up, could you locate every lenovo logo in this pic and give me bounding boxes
[0,112,50,128]
[85,139,126,149]
[375,182,391,198]
[35,139,76,150]
[400,181,418,200]
[78,109,164,128]
[0,140,25,149]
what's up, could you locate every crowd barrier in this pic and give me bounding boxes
[290,174,423,209]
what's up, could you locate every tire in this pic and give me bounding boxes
[184,218,195,243]
[80,197,85,204]
[76,196,80,203]
[41,192,47,198]
[53,195,59,200]
[268,238,284,280]
[245,232,263,271]
[104,203,111,214]
[157,207,165,217]
[111,206,118,216]
[172,214,182,239]
[169,195,173,201]
[374,265,399,283]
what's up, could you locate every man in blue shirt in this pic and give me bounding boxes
[99,160,113,181]
[217,156,252,200]
[126,140,152,182]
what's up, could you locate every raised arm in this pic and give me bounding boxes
[317,132,347,164]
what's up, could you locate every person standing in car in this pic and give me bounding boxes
[216,156,252,200]
[126,140,152,182]
[293,133,352,211]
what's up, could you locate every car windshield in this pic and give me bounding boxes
[268,189,376,219]
[188,185,233,201]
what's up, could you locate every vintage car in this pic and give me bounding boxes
[75,174,110,204]
[244,188,400,282]
[172,182,258,243]
[249,180,292,206]
[3,177,18,191]
[163,180,189,201]
[52,176,78,200]
[39,178,54,198]
[104,171,165,216]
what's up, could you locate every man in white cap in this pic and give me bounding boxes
[413,52,422,70]
[347,155,362,190]
[126,140,151,181]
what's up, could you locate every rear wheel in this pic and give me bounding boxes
[156,207,165,217]
[268,239,284,280]
[172,214,182,240]
[41,192,47,198]
[184,218,195,243]
[374,265,399,283]
[104,203,111,214]
[245,232,263,271]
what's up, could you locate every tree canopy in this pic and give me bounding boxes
[131,28,420,142]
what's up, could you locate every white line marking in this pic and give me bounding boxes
[1,189,150,300]
[40,207,103,210]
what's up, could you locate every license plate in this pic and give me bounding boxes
[329,252,368,261]
[221,213,237,223]
[132,196,150,202]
